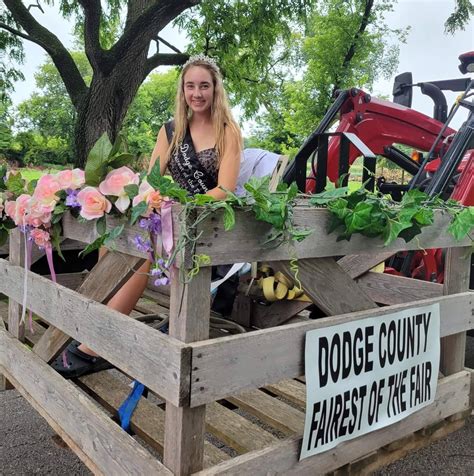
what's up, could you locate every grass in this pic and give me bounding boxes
[19,167,62,182]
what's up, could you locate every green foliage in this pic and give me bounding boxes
[122,70,178,155]
[84,133,135,186]
[147,162,189,203]
[445,0,474,33]
[15,52,92,164]
[310,187,474,245]
[176,0,313,117]
[250,0,407,153]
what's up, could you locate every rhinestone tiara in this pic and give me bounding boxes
[183,54,219,71]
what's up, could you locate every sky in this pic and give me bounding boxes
[7,0,474,131]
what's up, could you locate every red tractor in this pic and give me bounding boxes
[283,51,474,286]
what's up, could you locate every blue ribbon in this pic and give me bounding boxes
[118,380,145,432]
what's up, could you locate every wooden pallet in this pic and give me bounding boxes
[2,286,471,475]
[1,208,472,475]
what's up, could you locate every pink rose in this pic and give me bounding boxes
[99,166,139,213]
[33,174,60,211]
[27,198,52,228]
[56,168,85,190]
[30,228,51,248]
[76,186,112,220]
[132,180,163,217]
[0,194,4,215]
[5,194,32,226]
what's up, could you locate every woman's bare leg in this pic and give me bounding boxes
[78,258,151,356]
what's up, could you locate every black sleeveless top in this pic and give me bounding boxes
[165,121,219,195]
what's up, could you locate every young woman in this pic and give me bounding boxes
[53,55,242,377]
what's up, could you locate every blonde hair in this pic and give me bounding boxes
[168,58,242,164]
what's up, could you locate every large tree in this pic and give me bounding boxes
[1,0,312,167]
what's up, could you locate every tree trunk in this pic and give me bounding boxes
[74,50,149,168]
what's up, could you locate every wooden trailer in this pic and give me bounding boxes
[0,205,472,475]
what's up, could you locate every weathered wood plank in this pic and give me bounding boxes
[196,371,470,475]
[78,371,230,468]
[191,208,471,266]
[273,257,377,316]
[0,258,189,406]
[61,210,470,266]
[0,316,13,390]
[8,228,24,340]
[337,251,396,279]
[164,266,212,475]
[206,402,278,453]
[251,300,311,329]
[189,292,473,406]
[33,251,145,363]
[226,389,305,435]
[0,301,44,346]
[0,325,172,475]
[43,271,88,290]
[356,271,443,305]
[441,246,471,376]
[264,379,307,409]
[61,212,151,260]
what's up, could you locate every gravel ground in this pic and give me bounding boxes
[1,336,473,475]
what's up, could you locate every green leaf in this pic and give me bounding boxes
[104,224,125,245]
[124,184,139,199]
[107,153,135,169]
[96,215,106,235]
[79,234,109,258]
[52,203,68,215]
[400,189,428,207]
[6,172,26,195]
[382,218,413,246]
[193,194,217,205]
[130,201,148,225]
[0,228,8,247]
[222,203,235,231]
[327,198,349,220]
[309,186,349,205]
[146,162,189,203]
[398,223,423,243]
[0,165,7,190]
[344,202,373,232]
[26,179,38,195]
[448,207,474,240]
[50,222,65,261]
[289,227,313,242]
[84,133,113,186]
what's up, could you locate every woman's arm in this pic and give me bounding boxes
[148,126,170,175]
[206,127,242,200]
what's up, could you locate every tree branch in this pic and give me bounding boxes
[156,35,182,54]
[3,0,88,108]
[0,21,34,42]
[77,0,104,71]
[332,0,374,96]
[110,0,200,65]
[144,52,189,76]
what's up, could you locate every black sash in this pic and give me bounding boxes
[165,121,217,195]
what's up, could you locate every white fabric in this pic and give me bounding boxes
[210,149,281,292]
[235,148,281,197]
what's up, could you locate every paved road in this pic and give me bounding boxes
[1,336,473,475]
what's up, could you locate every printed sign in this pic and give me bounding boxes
[300,303,440,460]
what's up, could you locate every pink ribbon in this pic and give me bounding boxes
[161,201,174,256]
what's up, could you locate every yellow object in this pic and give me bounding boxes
[258,268,311,302]
[371,262,385,273]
